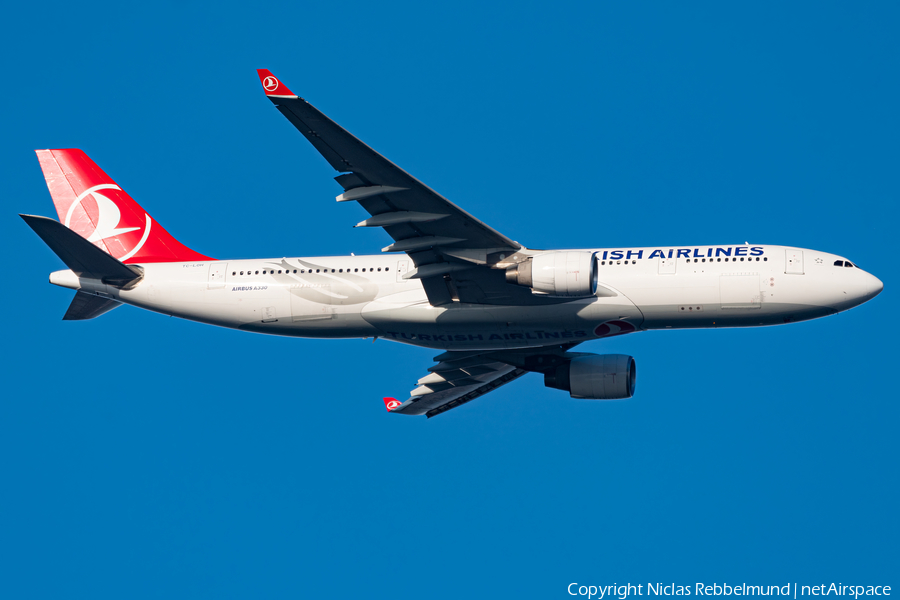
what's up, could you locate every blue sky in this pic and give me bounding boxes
[1,2,897,598]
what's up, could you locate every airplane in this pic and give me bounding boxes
[21,69,883,418]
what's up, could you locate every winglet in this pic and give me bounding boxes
[383,397,402,412]
[256,69,296,97]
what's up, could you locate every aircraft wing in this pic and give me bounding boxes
[386,344,581,418]
[257,69,529,306]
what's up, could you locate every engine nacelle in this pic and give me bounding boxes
[544,354,636,399]
[505,251,597,297]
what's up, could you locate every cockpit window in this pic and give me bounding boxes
[834,260,844,267]
[845,261,854,268]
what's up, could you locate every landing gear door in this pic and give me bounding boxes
[208,262,227,289]
[785,251,804,275]
[396,259,409,282]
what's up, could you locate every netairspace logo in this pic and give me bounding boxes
[567,584,892,600]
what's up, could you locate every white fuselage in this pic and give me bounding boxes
[51,244,882,350]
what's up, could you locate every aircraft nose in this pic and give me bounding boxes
[867,273,884,298]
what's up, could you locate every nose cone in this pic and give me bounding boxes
[867,273,884,298]
[823,269,883,313]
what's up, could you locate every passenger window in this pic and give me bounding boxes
[232,272,236,276]
[240,271,244,275]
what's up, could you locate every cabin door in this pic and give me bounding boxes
[208,263,227,289]
[396,260,410,282]
[658,256,677,274]
[785,251,804,275]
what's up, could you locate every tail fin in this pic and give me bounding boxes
[35,149,211,264]
[384,397,402,412]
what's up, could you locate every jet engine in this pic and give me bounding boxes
[544,354,636,399]
[505,251,597,297]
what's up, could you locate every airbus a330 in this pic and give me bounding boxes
[21,69,883,417]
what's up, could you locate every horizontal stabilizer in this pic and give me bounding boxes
[20,214,142,287]
[63,291,122,320]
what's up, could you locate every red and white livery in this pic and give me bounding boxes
[21,70,883,418]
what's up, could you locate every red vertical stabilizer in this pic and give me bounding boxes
[35,149,211,264]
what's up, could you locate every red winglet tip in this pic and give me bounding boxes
[256,69,295,96]
[383,397,402,412]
